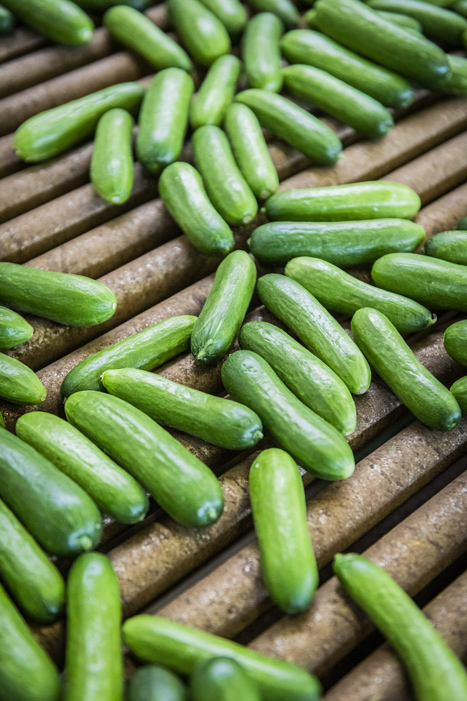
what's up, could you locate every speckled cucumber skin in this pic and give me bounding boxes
[190,55,241,129]
[191,658,261,701]
[437,55,467,95]
[444,319,467,366]
[2,0,93,44]
[168,0,231,67]
[243,13,284,92]
[90,108,134,205]
[425,230,467,263]
[0,353,46,405]
[0,306,33,349]
[451,376,467,413]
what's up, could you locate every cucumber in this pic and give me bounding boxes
[159,163,234,257]
[250,448,318,613]
[65,391,224,528]
[246,0,299,29]
[257,273,371,395]
[280,30,413,109]
[91,108,134,205]
[437,54,467,94]
[190,54,241,130]
[0,306,33,349]
[425,230,467,264]
[136,69,194,175]
[0,262,117,327]
[16,412,149,524]
[0,584,60,701]
[285,256,436,333]
[0,353,46,405]
[243,13,284,92]
[191,658,261,701]
[458,216,467,229]
[191,250,256,363]
[221,350,355,480]
[351,307,461,431]
[0,5,15,34]
[14,82,144,162]
[265,181,421,222]
[102,368,263,450]
[65,553,123,701]
[167,0,231,67]
[234,89,342,165]
[224,104,278,201]
[0,428,102,556]
[451,376,467,413]
[123,616,321,701]
[333,553,467,701]
[453,0,467,18]
[198,0,247,35]
[444,319,467,365]
[192,126,258,226]
[103,5,192,72]
[282,64,393,139]
[128,666,188,701]
[0,412,4,429]
[304,7,423,31]
[239,321,356,435]
[76,0,150,9]
[61,315,195,397]
[2,0,93,44]
[372,252,467,311]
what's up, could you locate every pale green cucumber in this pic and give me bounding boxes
[90,108,134,204]
[243,13,284,92]
[191,658,261,701]
[2,0,93,44]
[190,55,241,130]
[247,0,299,29]
[168,0,231,67]
[128,666,188,701]
[198,0,248,35]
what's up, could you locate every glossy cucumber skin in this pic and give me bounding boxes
[0,428,102,556]
[198,0,247,35]
[458,216,467,229]
[247,0,299,29]
[190,55,241,129]
[65,553,123,701]
[454,0,467,18]
[128,666,188,701]
[0,306,33,349]
[222,351,355,480]
[191,658,261,701]
[351,307,461,431]
[375,9,423,29]
[451,376,467,414]
[159,163,234,256]
[369,0,467,46]
[191,250,256,363]
[14,82,144,162]
[123,616,321,701]
[437,55,467,94]
[2,0,93,44]
[235,89,341,165]
[168,0,231,67]
[0,5,15,34]
[16,412,149,524]
[444,319,467,366]
[90,108,134,205]
[65,391,224,528]
[425,230,467,263]
[61,315,195,397]
[0,353,46,405]
[243,13,284,92]
[257,273,371,395]
[334,553,467,701]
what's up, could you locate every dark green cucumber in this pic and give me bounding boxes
[265,181,421,221]
[453,0,467,18]
[191,250,256,363]
[16,412,149,524]
[65,391,224,528]
[123,616,321,701]
[168,0,231,67]
[257,273,371,395]
[458,216,467,229]
[425,230,467,264]
[0,306,33,349]
[0,428,102,556]
[159,163,234,256]
[221,350,355,480]
[2,0,93,44]
[190,54,241,129]
[374,9,423,29]
[437,54,467,94]
[65,553,123,701]
[0,262,117,327]
[0,353,46,405]
[243,13,284,92]
[90,108,134,205]
[239,321,356,435]
[247,0,299,29]
[0,5,15,34]
[451,376,467,413]
[61,314,195,397]
[250,448,318,613]
[191,658,261,701]
[285,257,436,333]
[14,82,143,162]
[333,553,467,701]
[444,319,467,366]
[351,307,461,431]
[76,0,150,9]
[103,5,192,72]
[0,412,4,429]
[128,666,188,701]
[198,0,247,35]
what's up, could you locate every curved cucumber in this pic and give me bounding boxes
[91,108,134,205]
[0,353,46,405]
[243,13,284,93]
[128,666,188,701]
[0,307,33,350]
[451,376,467,413]
[351,307,461,431]
[334,553,467,701]
[16,412,149,524]
[0,429,102,556]
[257,273,371,395]
[191,658,260,701]
[168,0,231,67]
[191,250,256,363]
[2,0,93,44]
[198,0,247,35]
[247,0,299,29]
[437,55,467,95]
[425,230,467,264]
[190,54,241,130]
[65,391,224,528]
[0,5,15,34]
[444,319,467,366]
[61,315,195,397]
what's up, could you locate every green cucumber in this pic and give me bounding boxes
[444,319,467,365]
[191,250,256,363]
[0,428,102,556]
[65,553,123,701]
[2,0,93,44]
[250,448,318,613]
[65,391,224,528]
[102,368,263,450]
[190,55,241,130]
[0,262,117,327]
[451,376,467,413]
[239,321,356,435]
[453,0,467,18]
[235,89,342,165]
[243,13,284,92]
[198,0,247,35]
[0,412,4,429]
[257,273,371,395]
[437,54,467,94]
[167,0,231,67]
[248,219,425,267]
[128,666,188,701]
[0,306,33,349]
[425,230,467,263]
[280,30,413,109]
[16,412,149,524]
[191,658,261,701]
[90,108,134,205]
[246,0,299,29]
[221,350,355,480]
[351,307,461,431]
[333,553,467,701]
[61,315,195,397]
[103,5,192,72]
[123,616,321,701]
[458,216,467,229]
[0,353,46,405]
[0,5,15,34]
[136,69,194,175]
[76,0,150,9]
[282,64,393,139]
[14,82,144,162]
[304,7,423,31]
[285,256,436,333]
[159,163,234,257]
